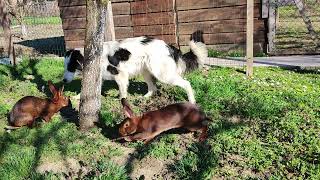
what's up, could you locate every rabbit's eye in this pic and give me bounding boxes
[124,122,130,127]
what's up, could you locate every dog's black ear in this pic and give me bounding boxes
[65,49,74,57]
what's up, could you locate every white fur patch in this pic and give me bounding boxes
[63,51,75,83]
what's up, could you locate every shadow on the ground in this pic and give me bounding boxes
[15,36,65,57]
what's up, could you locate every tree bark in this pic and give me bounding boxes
[1,0,11,57]
[79,0,107,130]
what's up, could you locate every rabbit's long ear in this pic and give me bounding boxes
[59,85,64,96]
[48,80,57,95]
[121,98,134,118]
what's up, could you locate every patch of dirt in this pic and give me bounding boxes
[111,132,200,179]
[129,156,175,180]
[36,158,81,175]
[110,144,136,167]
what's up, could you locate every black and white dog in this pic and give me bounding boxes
[63,31,207,104]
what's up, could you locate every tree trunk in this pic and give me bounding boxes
[79,0,107,130]
[0,0,11,58]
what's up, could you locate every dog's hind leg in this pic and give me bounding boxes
[168,76,196,104]
[142,70,157,98]
[115,72,129,99]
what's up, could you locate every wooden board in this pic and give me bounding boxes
[132,12,174,26]
[112,2,130,15]
[62,17,86,30]
[65,40,85,49]
[58,0,86,7]
[64,29,86,41]
[61,15,131,30]
[112,0,134,2]
[178,5,261,23]
[60,6,86,18]
[133,24,175,36]
[179,31,265,45]
[115,27,133,39]
[131,0,173,14]
[150,35,176,44]
[178,19,265,35]
[59,3,130,18]
[176,0,260,10]
[114,15,132,27]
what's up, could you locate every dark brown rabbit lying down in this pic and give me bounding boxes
[5,80,69,130]
[117,98,211,144]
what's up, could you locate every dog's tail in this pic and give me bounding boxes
[180,30,208,73]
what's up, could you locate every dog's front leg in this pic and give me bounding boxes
[142,70,157,98]
[115,72,129,99]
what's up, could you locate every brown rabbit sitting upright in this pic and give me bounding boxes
[5,80,69,130]
[117,98,211,144]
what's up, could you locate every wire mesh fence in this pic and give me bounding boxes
[270,0,320,55]
[1,0,65,59]
[2,0,319,67]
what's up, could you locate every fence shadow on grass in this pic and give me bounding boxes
[15,36,65,57]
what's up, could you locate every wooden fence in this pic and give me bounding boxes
[58,0,267,53]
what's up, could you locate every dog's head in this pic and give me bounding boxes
[63,49,84,83]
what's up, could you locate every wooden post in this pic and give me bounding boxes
[246,0,254,77]
[268,0,276,53]
[173,0,180,47]
[105,0,115,41]
[0,0,13,64]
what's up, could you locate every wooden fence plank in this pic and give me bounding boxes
[178,5,261,23]
[132,12,174,26]
[60,6,86,18]
[58,0,86,7]
[179,31,265,45]
[65,40,85,49]
[112,0,134,2]
[62,17,86,30]
[151,35,176,44]
[131,0,173,14]
[176,0,260,10]
[64,29,86,41]
[178,19,265,34]
[133,24,175,36]
[115,27,133,39]
[112,2,130,15]
[114,15,132,27]
[61,15,131,29]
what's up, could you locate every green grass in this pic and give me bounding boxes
[0,58,320,179]
[208,49,268,58]
[11,16,62,26]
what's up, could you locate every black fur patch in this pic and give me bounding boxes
[107,65,119,75]
[141,36,154,45]
[190,30,204,43]
[182,50,199,72]
[108,48,131,67]
[65,49,73,57]
[66,50,84,72]
[166,45,181,63]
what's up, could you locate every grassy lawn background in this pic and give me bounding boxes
[0,58,319,179]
